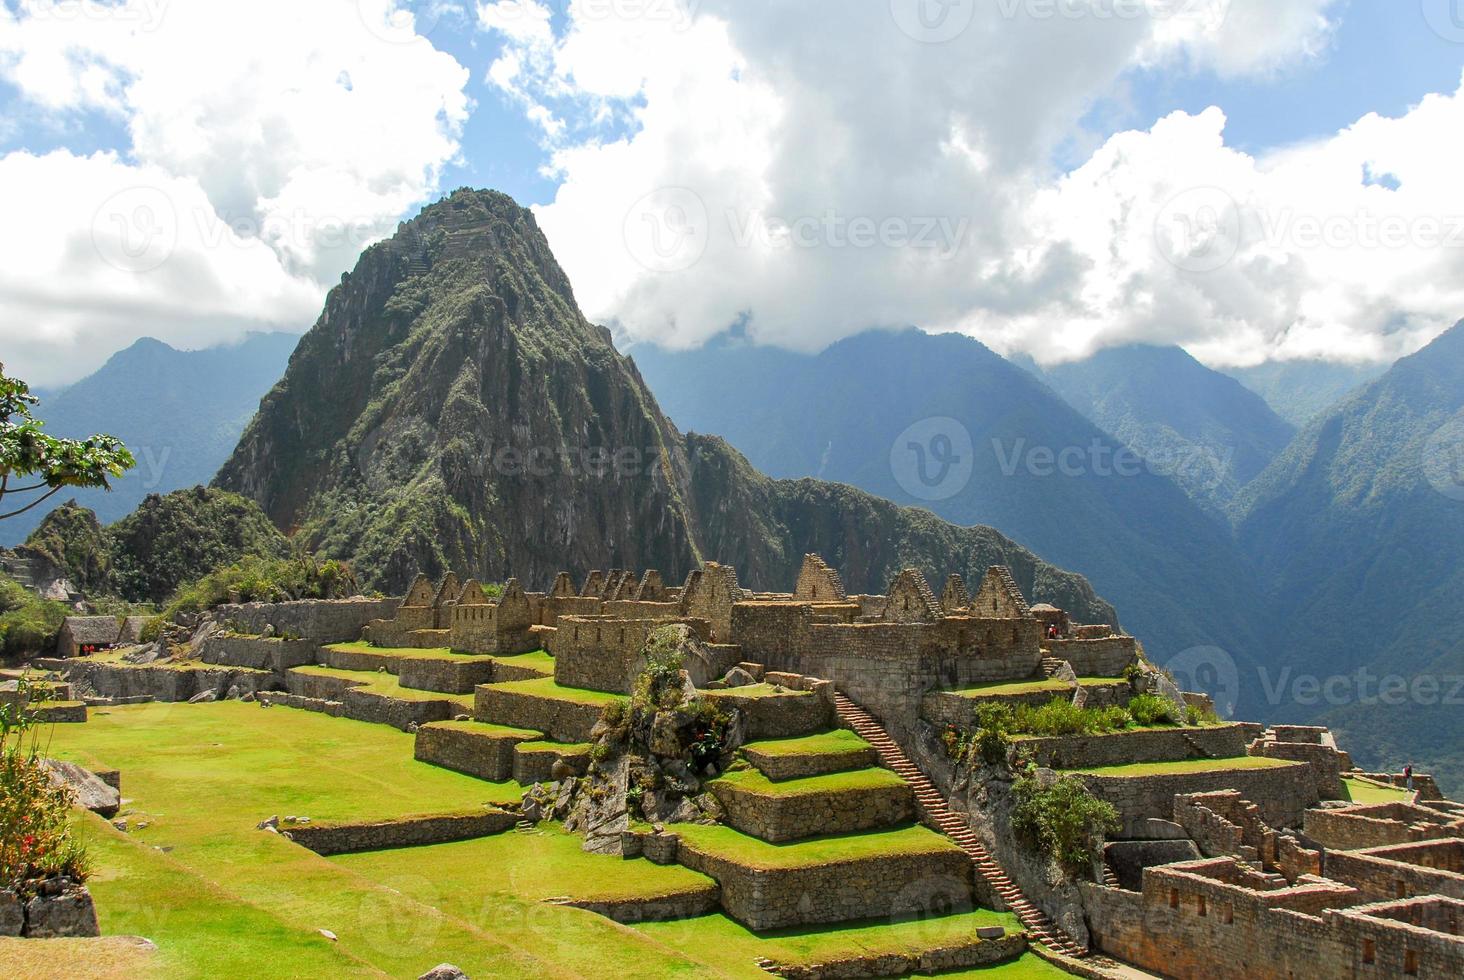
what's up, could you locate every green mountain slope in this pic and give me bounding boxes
[1043,344,1295,515]
[1235,321,1464,793]
[1225,358,1389,427]
[213,189,1113,623]
[0,333,298,547]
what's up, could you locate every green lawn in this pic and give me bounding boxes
[484,675,627,707]
[490,650,556,676]
[335,824,715,903]
[1341,776,1413,804]
[711,766,905,798]
[634,909,1035,975]
[17,702,1050,978]
[741,729,871,758]
[288,665,476,708]
[704,683,815,700]
[1066,756,1301,777]
[946,677,1122,699]
[425,719,544,740]
[324,642,498,664]
[672,823,961,870]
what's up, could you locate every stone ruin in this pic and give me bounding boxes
[25,552,1463,977]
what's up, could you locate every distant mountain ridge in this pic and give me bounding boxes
[1,333,298,547]
[1234,320,1464,793]
[631,329,1275,700]
[1224,358,1389,427]
[1041,344,1296,516]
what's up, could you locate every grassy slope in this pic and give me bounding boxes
[712,767,906,797]
[1340,777,1413,805]
[287,665,475,707]
[1066,757,1300,777]
[741,730,871,757]
[484,676,627,707]
[673,823,961,870]
[13,702,1064,978]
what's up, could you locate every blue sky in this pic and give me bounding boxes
[2,0,1463,383]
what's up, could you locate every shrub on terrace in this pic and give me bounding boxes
[1011,768,1119,872]
[0,575,67,658]
[0,678,91,892]
[1127,693,1184,727]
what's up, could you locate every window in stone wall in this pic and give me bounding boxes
[1396,880,1408,899]
[1361,939,1375,965]
[1170,889,1180,910]
[1403,949,1418,975]
[1197,895,1207,917]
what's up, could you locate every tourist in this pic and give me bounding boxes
[1404,764,1414,791]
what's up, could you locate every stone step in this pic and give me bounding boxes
[671,822,974,932]
[473,677,624,743]
[414,720,542,782]
[741,730,878,782]
[511,740,592,786]
[707,767,913,843]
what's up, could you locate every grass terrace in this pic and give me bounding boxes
[671,823,961,871]
[945,677,1123,699]
[634,909,1058,978]
[705,682,816,700]
[1342,776,1414,804]
[1064,756,1302,778]
[426,719,544,740]
[288,664,475,708]
[712,766,906,798]
[482,675,627,707]
[12,701,1060,977]
[741,729,870,758]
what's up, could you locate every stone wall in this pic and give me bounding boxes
[200,635,320,672]
[675,840,974,931]
[731,602,1044,736]
[767,934,1027,979]
[549,617,708,694]
[1042,636,1137,677]
[744,743,878,781]
[1016,725,1250,770]
[413,722,536,781]
[1077,762,1316,838]
[1080,863,1464,980]
[473,685,609,743]
[63,661,275,702]
[702,685,834,740]
[214,598,400,643]
[1326,840,1464,902]
[709,777,913,843]
[558,887,721,925]
[283,808,517,855]
[1303,803,1464,852]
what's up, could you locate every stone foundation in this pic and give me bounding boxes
[709,776,913,843]
[414,722,539,782]
[283,808,518,855]
[675,839,973,931]
[1017,725,1250,770]
[473,685,610,743]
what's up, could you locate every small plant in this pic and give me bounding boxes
[1010,768,1119,872]
[1127,693,1183,727]
[1186,702,1222,727]
[0,677,91,892]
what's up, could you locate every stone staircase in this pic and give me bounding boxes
[833,692,1088,959]
[1039,657,1065,678]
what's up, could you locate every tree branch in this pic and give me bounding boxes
[0,485,63,521]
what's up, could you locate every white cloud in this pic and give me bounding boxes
[468,0,1460,370]
[0,0,470,385]
[1007,77,1464,367]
